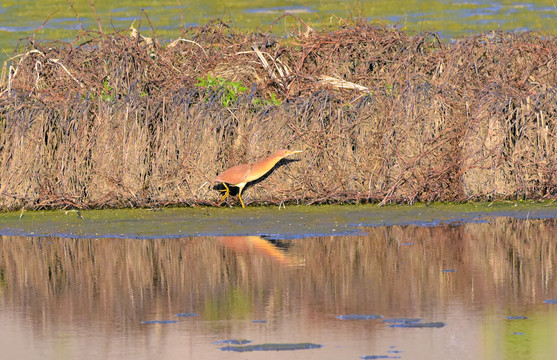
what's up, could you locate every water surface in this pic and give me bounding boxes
[1,217,556,359]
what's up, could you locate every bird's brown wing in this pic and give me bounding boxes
[214,163,252,185]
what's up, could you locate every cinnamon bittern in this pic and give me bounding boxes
[214,149,302,208]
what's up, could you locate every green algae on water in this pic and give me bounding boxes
[0,202,555,239]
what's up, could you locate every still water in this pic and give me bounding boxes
[1,218,556,359]
[1,0,556,63]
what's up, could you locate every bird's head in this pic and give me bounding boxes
[275,149,303,159]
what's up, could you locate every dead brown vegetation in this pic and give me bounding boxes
[0,19,556,210]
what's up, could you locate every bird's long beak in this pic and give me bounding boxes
[285,150,303,156]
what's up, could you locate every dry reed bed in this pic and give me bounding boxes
[0,219,555,325]
[0,20,556,209]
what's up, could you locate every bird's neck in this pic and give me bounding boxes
[254,153,283,172]
[243,152,285,183]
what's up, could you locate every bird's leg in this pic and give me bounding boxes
[238,187,245,208]
[219,183,230,201]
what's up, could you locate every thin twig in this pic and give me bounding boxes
[49,58,85,88]
[89,0,104,34]
[168,39,208,56]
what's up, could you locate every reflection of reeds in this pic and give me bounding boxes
[0,219,555,328]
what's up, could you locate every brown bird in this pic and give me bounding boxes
[214,149,302,208]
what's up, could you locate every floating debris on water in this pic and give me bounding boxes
[506,316,528,320]
[389,321,445,328]
[221,343,323,352]
[337,314,383,320]
[383,318,445,328]
[175,312,198,317]
[212,339,252,345]
[382,318,422,324]
[140,320,178,324]
[388,350,403,354]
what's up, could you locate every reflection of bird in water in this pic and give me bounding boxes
[217,236,303,266]
[214,149,302,208]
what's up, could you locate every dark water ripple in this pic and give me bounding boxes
[389,321,446,328]
[212,339,252,345]
[220,343,323,352]
[382,318,422,324]
[337,314,383,320]
[140,320,178,324]
[175,312,198,317]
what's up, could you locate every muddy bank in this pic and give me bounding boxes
[0,202,556,239]
[0,20,556,210]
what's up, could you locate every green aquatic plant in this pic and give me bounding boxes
[252,92,282,107]
[80,76,115,102]
[100,77,115,102]
[195,74,248,107]
[384,82,399,96]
